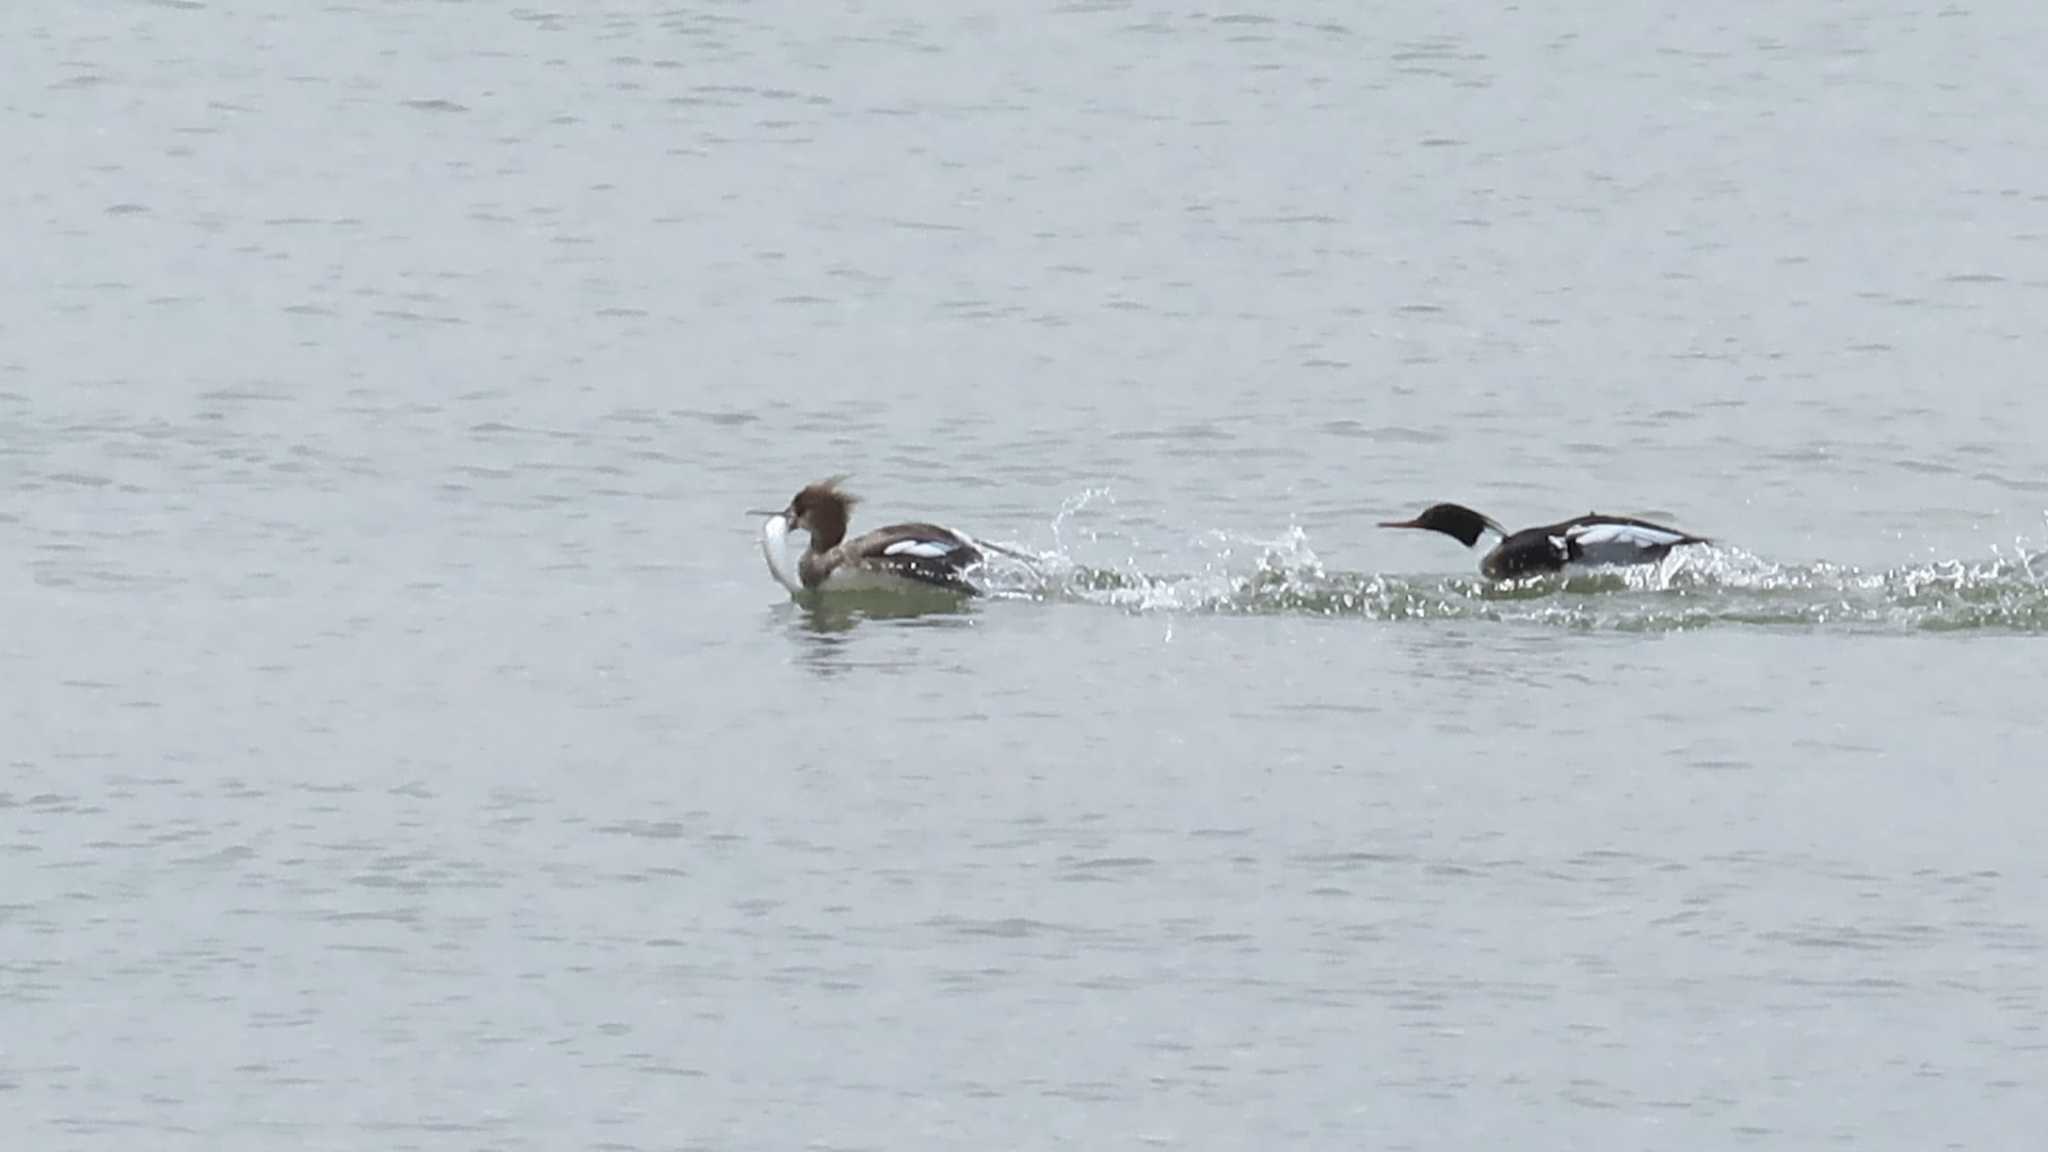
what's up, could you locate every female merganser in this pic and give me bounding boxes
[1379,502,1711,579]
[755,477,985,595]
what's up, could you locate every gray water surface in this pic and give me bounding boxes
[5,2,2048,1148]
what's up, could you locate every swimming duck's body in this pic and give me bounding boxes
[1381,502,1710,579]
[758,477,984,595]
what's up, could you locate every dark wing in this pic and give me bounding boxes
[1484,527,1573,578]
[847,522,984,590]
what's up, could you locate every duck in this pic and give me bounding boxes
[1379,502,1711,579]
[755,477,985,595]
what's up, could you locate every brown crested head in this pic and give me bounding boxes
[787,475,857,548]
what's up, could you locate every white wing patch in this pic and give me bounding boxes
[1548,535,1569,558]
[882,537,959,560]
[1567,522,1688,550]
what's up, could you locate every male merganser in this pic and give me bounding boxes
[1379,502,1711,579]
[755,477,985,595]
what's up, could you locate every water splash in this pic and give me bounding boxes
[973,507,2048,634]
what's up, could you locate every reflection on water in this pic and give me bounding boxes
[770,591,980,677]
[791,590,979,633]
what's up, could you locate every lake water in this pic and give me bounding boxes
[5,2,2047,1148]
